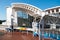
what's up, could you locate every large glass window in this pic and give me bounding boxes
[17,11,34,28]
[17,11,28,19]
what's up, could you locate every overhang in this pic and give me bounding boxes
[11,3,45,18]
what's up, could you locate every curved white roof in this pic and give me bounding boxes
[11,3,46,17]
[11,3,42,11]
[44,6,60,11]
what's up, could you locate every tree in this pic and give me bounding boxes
[0,20,6,24]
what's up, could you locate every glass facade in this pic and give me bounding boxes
[17,11,34,28]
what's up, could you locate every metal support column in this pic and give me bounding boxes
[39,17,43,40]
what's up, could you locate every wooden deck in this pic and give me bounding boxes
[0,30,52,40]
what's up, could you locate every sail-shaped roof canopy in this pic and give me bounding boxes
[11,3,45,17]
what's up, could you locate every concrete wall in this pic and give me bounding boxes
[6,7,12,26]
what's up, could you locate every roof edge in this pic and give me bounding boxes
[11,3,42,11]
[44,6,60,11]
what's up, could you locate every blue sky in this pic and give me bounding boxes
[0,0,60,20]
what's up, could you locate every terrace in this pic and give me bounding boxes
[0,30,53,40]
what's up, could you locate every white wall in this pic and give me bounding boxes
[6,7,12,26]
[6,7,18,27]
[12,9,18,27]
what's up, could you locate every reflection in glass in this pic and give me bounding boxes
[17,11,34,28]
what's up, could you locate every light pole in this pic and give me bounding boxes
[11,15,14,32]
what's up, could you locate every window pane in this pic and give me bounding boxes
[17,11,34,28]
[22,12,28,19]
[17,11,22,18]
